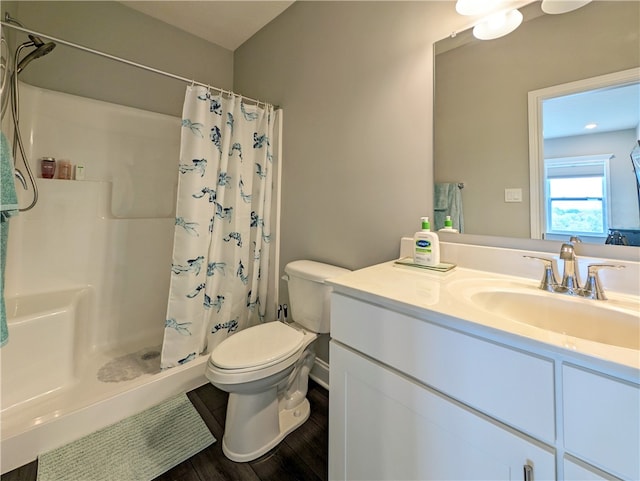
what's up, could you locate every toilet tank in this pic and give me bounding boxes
[284,260,350,334]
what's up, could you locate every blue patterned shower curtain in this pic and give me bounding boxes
[161,86,275,369]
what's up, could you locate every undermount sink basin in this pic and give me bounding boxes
[454,280,640,350]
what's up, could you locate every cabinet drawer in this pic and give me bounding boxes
[331,293,555,443]
[563,364,639,480]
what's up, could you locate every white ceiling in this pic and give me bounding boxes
[119,1,295,51]
[543,82,640,139]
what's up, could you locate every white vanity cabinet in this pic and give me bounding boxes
[328,289,640,481]
[329,293,556,481]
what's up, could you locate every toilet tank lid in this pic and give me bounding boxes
[285,260,350,283]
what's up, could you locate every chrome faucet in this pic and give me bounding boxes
[524,236,624,300]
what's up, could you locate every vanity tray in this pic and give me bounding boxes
[394,257,456,272]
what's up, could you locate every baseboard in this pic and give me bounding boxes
[309,357,329,391]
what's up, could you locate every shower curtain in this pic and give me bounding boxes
[161,86,275,369]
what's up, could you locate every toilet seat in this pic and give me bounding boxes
[210,321,305,372]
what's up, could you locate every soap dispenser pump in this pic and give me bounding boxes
[413,217,440,266]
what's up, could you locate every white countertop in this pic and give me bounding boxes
[328,260,640,381]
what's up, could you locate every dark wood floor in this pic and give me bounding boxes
[1,380,329,481]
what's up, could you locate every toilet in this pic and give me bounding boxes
[205,260,350,462]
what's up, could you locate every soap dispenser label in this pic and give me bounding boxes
[416,239,432,252]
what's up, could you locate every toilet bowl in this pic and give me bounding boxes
[205,260,350,462]
[207,321,317,461]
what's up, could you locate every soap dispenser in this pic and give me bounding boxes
[438,215,459,233]
[413,217,440,266]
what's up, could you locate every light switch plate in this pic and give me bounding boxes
[505,188,522,202]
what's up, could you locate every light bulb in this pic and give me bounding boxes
[473,9,523,40]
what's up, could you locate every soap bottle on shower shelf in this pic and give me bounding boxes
[57,159,72,180]
[438,216,459,233]
[40,157,56,179]
[413,217,440,266]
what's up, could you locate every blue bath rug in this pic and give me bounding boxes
[36,394,215,481]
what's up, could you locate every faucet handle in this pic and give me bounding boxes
[579,264,625,300]
[523,255,558,292]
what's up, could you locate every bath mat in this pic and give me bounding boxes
[36,394,215,481]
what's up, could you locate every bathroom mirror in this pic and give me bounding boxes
[434,1,640,245]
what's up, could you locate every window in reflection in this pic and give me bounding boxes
[544,155,610,238]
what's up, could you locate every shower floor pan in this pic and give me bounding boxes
[0,339,209,474]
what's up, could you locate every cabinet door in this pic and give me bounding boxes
[563,364,640,481]
[329,341,555,481]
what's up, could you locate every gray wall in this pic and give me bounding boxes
[235,1,463,274]
[5,1,233,116]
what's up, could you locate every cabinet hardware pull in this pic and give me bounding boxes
[523,463,533,481]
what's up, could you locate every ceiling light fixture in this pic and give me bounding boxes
[541,0,592,15]
[584,123,598,130]
[456,0,504,17]
[473,9,523,40]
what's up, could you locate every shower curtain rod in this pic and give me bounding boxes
[0,21,273,108]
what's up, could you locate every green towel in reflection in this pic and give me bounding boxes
[1,131,18,347]
[434,182,463,232]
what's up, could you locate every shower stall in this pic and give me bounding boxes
[0,17,282,473]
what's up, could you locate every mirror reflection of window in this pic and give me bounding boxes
[543,155,610,240]
[528,69,640,244]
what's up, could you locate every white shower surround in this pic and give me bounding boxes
[0,83,269,473]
